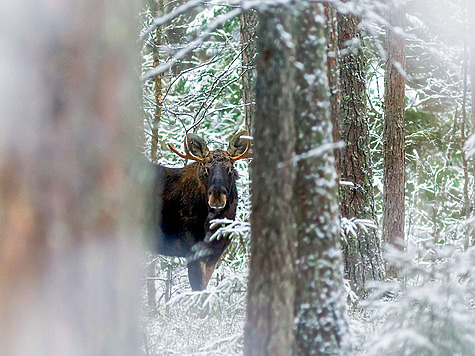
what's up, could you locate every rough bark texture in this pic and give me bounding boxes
[150,0,164,162]
[383,0,406,275]
[0,1,143,354]
[240,9,258,133]
[324,3,341,168]
[244,8,296,356]
[293,4,348,355]
[337,6,384,292]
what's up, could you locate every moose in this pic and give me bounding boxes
[151,131,250,290]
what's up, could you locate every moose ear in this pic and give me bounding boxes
[186,133,209,159]
[227,130,250,156]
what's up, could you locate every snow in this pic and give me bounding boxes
[140,0,475,354]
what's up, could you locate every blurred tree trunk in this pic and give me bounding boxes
[240,9,258,134]
[383,0,406,277]
[150,0,164,162]
[244,6,296,356]
[293,3,348,355]
[0,1,143,355]
[337,2,384,293]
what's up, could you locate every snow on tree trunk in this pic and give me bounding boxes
[383,0,406,276]
[337,4,385,293]
[0,0,143,354]
[244,7,296,356]
[292,3,349,355]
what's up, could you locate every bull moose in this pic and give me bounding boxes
[152,131,250,290]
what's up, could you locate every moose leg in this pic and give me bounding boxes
[187,258,221,291]
[187,260,207,291]
[187,238,231,290]
[200,247,229,289]
[202,260,219,288]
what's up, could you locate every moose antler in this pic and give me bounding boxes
[230,138,251,162]
[168,137,204,162]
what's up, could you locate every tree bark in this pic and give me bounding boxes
[337,4,384,293]
[0,1,143,354]
[293,3,348,355]
[240,9,258,134]
[244,7,296,356]
[324,3,341,168]
[150,0,164,162]
[383,0,406,276]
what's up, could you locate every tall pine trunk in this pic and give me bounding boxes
[244,7,296,356]
[149,0,164,163]
[240,10,258,133]
[325,3,341,169]
[337,5,384,293]
[293,3,348,354]
[0,0,143,354]
[383,0,406,276]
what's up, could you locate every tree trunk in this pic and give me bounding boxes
[383,0,406,277]
[150,0,164,162]
[337,5,384,292]
[244,7,296,356]
[324,3,341,168]
[240,9,258,134]
[293,3,348,355]
[0,1,143,354]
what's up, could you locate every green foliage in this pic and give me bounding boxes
[405,109,444,152]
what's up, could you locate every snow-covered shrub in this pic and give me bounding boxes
[142,273,247,355]
[362,243,475,356]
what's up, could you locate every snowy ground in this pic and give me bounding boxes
[142,243,475,356]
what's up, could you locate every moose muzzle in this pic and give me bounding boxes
[208,188,227,210]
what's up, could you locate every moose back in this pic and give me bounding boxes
[151,131,250,290]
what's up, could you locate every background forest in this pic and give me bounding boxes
[140,0,475,355]
[0,0,474,355]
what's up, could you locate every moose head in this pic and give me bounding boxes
[168,131,251,212]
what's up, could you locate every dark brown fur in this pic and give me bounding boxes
[152,139,247,290]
